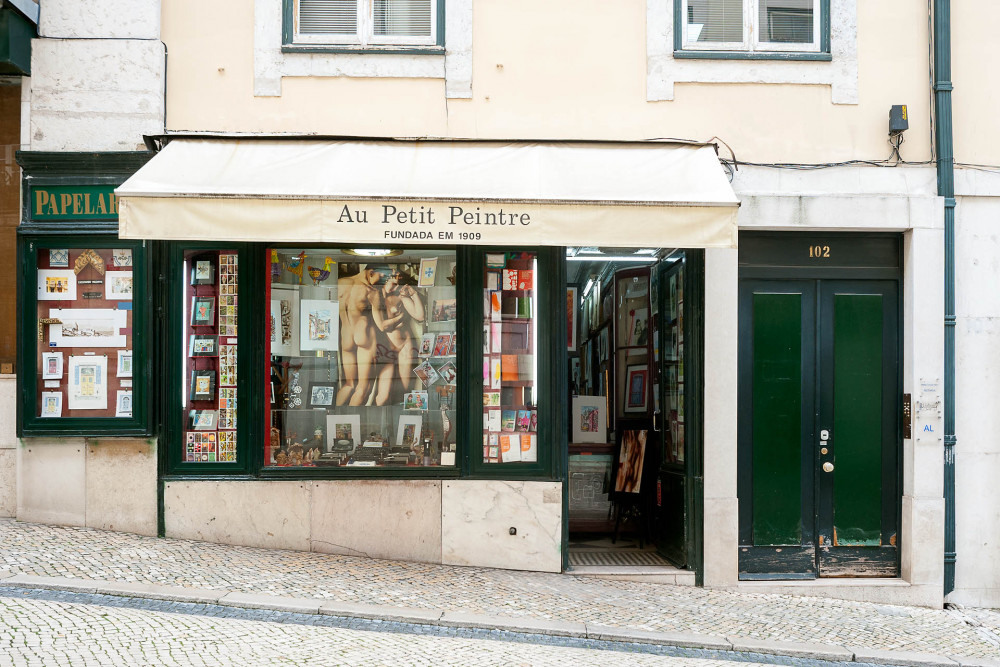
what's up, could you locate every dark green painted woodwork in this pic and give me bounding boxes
[832,294,883,546]
[0,5,35,75]
[751,293,802,546]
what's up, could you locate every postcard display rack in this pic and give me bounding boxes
[481,252,539,464]
[35,247,136,420]
[266,250,458,468]
[182,251,239,462]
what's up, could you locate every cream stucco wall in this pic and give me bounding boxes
[162,0,932,164]
[952,2,1000,167]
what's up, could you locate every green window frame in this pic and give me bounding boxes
[673,0,831,61]
[17,234,152,437]
[281,0,445,55]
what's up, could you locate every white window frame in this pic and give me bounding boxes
[293,0,438,47]
[681,0,821,53]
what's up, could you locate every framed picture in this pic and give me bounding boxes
[432,333,452,357]
[326,414,360,453]
[418,257,438,287]
[189,370,216,401]
[116,350,133,378]
[270,287,300,357]
[308,382,336,408]
[49,249,69,267]
[112,249,133,267]
[49,308,127,348]
[37,270,77,301]
[628,308,649,347]
[624,364,648,413]
[105,271,133,300]
[40,392,63,418]
[188,409,218,430]
[431,298,457,323]
[191,296,216,326]
[190,258,215,285]
[419,332,436,356]
[42,352,64,380]
[115,390,133,418]
[300,299,338,352]
[567,286,578,351]
[413,359,440,387]
[486,253,506,268]
[189,334,218,357]
[404,390,428,410]
[438,360,457,385]
[614,429,648,494]
[571,395,607,443]
[68,355,108,410]
[396,415,423,450]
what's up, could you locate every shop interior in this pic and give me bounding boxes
[566,246,688,570]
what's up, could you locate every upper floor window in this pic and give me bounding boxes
[680,0,823,53]
[294,0,439,47]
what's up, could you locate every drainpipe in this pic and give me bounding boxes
[932,0,956,596]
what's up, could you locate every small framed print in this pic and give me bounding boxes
[188,409,218,430]
[191,259,215,285]
[624,364,649,413]
[112,249,133,267]
[190,370,216,401]
[571,395,607,443]
[438,361,457,385]
[40,392,62,418]
[37,270,77,301]
[42,352,64,380]
[115,390,133,418]
[191,297,216,326]
[105,271,133,300]
[49,249,69,268]
[413,360,440,387]
[307,382,336,408]
[396,415,423,450]
[418,257,438,287]
[404,390,428,410]
[486,253,506,268]
[116,351,133,378]
[189,335,218,357]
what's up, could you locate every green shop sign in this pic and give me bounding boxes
[30,185,119,221]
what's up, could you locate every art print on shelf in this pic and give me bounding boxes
[42,352,64,380]
[68,355,108,411]
[419,333,436,356]
[188,409,218,430]
[418,257,438,287]
[37,270,77,301]
[571,395,607,443]
[49,249,69,268]
[270,288,299,356]
[396,415,422,450]
[438,361,457,385]
[116,351,133,378]
[624,364,649,413]
[40,392,63,418]
[105,271,133,300]
[190,259,215,285]
[189,335,218,357]
[431,298,457,323]
[49,308,127,348]
[191,297,216,327]
[189,370,216,401]
[112,249,133,267]
[413,359,440,387]
[432,333,452,357]
[326,414,361,453]
[628,308,649,347]
[300,299,338,352]
[615,429,648,494]
[115,390,133,418]
[308,382,336,408]
[404,390,428,411]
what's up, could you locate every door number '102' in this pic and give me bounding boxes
[809,245,831,258]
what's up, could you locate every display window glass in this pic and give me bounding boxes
[266,248,458,468]
[180,249,240,463]
[480,251,538,464]
[663,262,685,465]
[34,246,138,421]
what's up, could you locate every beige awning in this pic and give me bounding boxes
[116,138,739,248]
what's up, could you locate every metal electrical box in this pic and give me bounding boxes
[889,105,908,134]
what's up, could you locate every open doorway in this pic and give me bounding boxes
[566,247,701,578]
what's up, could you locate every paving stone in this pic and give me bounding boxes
[728,636,854,661]
[586,624,731,650]
[850,647,961,666]
[4,574,98,594]
[952,658,1000,667]
[439,611,587,637]
[219,591,322,614]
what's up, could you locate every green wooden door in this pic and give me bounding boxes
[738,279,899,578]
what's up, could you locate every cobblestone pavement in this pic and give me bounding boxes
[1,520,998,662]
[0,588,789,666]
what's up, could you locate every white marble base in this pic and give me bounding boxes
[17,439,87,526]
[85,439,157,536]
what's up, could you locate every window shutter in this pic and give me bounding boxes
[299,0,358,35]
[758,0,814,43]
[373,0,432,38]
[686,0,743,43]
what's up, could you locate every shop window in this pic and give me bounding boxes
[677,0,825,55]
[480,252,539,464]
[291,0,441,48]
[20,239,149,436]
[266,249,458,468]
[180,250,240,463]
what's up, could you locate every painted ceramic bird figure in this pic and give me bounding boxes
[308,257,335,285]
[285,251,307,284]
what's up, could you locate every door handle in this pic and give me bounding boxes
[822,462,834,473]
[653,409,661,432]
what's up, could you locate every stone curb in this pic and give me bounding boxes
[0,572,983,666]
